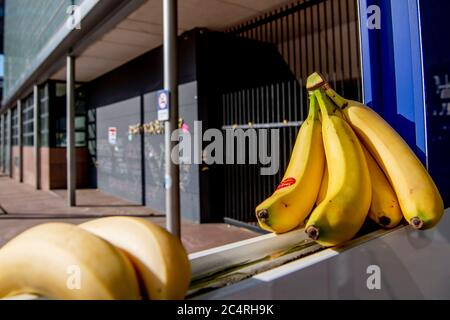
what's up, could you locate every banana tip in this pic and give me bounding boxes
[256,209,269,221]
[410,217,424,230]
[378,216,391,228]
[305,226,320,240]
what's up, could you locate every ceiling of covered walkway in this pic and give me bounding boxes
[51,0,293,82]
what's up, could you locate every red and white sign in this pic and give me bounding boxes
[276,177,296,191]
[108,127,117,145]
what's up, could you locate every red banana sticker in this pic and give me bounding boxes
[276,177,296,191]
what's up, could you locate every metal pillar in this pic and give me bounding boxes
[67,55,76,206]
[2,113,6,174]
[7,109,12,178]
[163,0,181,238]
[33,85,41,189]
[0,114,4,173]
[17,100,23,182]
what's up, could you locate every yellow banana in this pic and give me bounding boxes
[255,94,325,233]
[316,165,328,205]
[308,72,444,230]
[362,145,403,228]
[0,223,140,300]
[80,217,191,300]
[317,143,402,229]
[305,88,371,247]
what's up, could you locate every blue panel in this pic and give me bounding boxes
[391,1,415,123]
[358,0,426,163]
[390,0,426,162]
[359,0,450,204]
[377,0,397,130]
[407,0,427,162]
[419,0,450,206]
[358,0,374,106]
[358,0,382,114]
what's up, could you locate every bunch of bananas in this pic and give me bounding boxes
[256,72,444,247]
[0,217,191,300]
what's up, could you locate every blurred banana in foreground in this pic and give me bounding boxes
[80,217,191,300]
[255,94,325,233]
[0,223,140,300]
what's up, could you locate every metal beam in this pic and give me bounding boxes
[17,101,23,183]
[33,85,41,189]
[163,0,181,238]
[67,55,76,206]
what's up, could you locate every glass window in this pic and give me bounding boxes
[22,94,34,146]
[75,132,86,146]
[4,0,77,97]
[40,84,50,147]
[75,116,86,130]
[53,82,87,148]
[11,107,18,146]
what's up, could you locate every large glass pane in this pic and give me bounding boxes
[4,0,85,98]
[75,116,86,130]
[22,94,34,146]
[75,132,86,147]
[11,107,18,146]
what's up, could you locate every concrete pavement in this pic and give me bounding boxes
[0,176,259,253]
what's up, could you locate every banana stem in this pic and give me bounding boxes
[322,84,348,109]
[307,94,320,121]
[314,89,338,117]
[306,72,327,91]
[306,72,348,109]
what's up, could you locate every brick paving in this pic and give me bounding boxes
[0,176,259,253]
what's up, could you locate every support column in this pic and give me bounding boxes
[17,100,23,182]
[7,109,12,178]
[34,85,41,189]
[67,55,76,206]
[163,0,180,238]
[0,114,4,173]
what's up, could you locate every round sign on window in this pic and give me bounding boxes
[159,92,168,109]
[157,90,170,121]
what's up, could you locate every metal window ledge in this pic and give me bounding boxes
[6,209,450,300]
[190,209,450,300]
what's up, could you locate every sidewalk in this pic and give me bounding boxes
[0,175,160,217]
[0,176,259,253]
